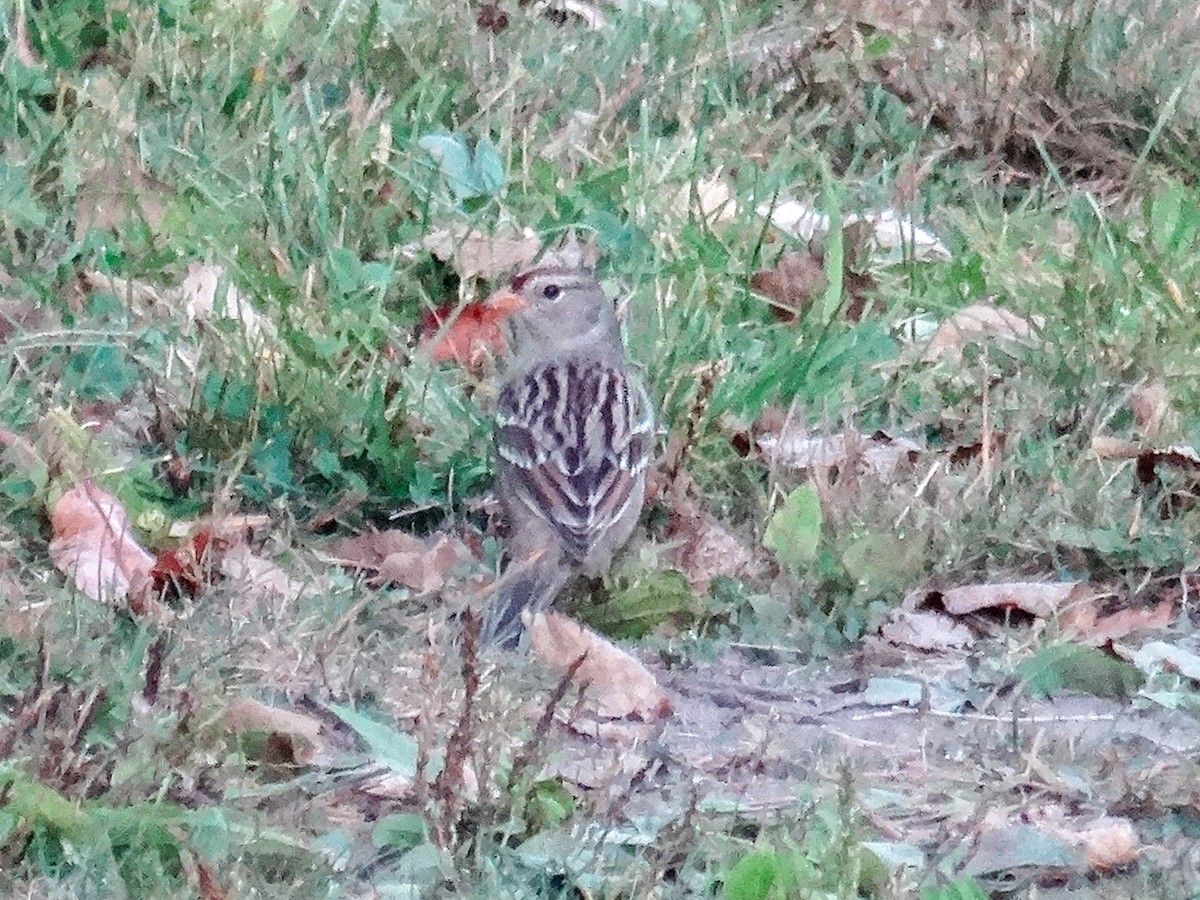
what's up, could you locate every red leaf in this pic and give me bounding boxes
[420,301,512,368]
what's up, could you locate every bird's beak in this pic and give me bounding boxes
[486,289,527,316]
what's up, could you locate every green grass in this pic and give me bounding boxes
[3,0,1200,896]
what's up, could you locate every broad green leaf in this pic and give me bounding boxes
[323,702,419,779]
[583,570,695,638]
[373,813,428,853]
[723,851,781,900]
[1018,643,1144,700]
[764,485,822,571]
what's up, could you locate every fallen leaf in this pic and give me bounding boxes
[1090,435,1140,460]
[195,859,228,900]
[328,529,472,592]
[851,209,950,262]
[527,611,673,721]
[0,296,57,344]
[150,531,223,599]
[880,609,975,651]
[1130,380,1173,438]
[758,197,829,240]
[422,228,541,280]
[219,544,304,610]
[225,697,327,766]
[1028,809,1140,873]
[669,510,765,595]
[1067,598,1174,646]
[11,0,38,66]
[49,482,155,605]
[1124,640,1200,682]
[757,427,920,478]
[419,301,512,369]
[758,198,950,261]
[75,149,171,238]
[672,176,737,223]
[750,251,825,320]
[962,823,1082,882]
[935,581,1089,618]
[924,303,1039,362]
[175,263,275,345]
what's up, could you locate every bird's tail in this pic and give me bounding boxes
[482,558,570,649]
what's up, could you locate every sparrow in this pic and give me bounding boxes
[482,266,654,647]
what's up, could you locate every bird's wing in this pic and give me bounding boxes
[495,359,653,563]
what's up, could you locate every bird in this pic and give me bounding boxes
[482,265,654,647]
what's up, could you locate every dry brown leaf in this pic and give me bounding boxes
[1091,434,1140,460]
[11,0,39,66]
[757,426,920,478]
[750,251,826,320]
[195,859,228,900]
[1030,809,1140,873]
[672,176,737,223]
[924,303,1038,362]
[1067,598,1174,646]
[419,300,513,369]
[218,545,304,610]
[936,581,1089,618]
[225,697,327,766]
[175,263,275,345]
[670,510,764,595]
[329,529,472,592]
[49,482,155,604]
[422,228,541,280]
[1131,379,1173,438]
[75,150,171,238]
[167,513,272,542]
[0,296,58,343]
[880,608,975,651]
[1124,640,1200,682]
[528,611,673,721]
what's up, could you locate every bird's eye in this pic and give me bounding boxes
[542,283,561,300]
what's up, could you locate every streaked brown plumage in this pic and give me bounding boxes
[484,266,653,647]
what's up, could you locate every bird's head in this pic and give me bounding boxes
[488,266,621,361]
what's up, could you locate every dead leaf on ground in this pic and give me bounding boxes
[880,608,975,651]
[926,581,1091,619]
[78,271,163,317]
[1124,640,1200,682]
[49,481,155,605]
[1066,598,1174,647]
[75,149,172,238]
[225,697,328,766]
[419,300,514,369]
[1027,807,1140,873]
[758,197,950,262]
[0,296,58,343]
[219,544,305,611]
[962,823,1083,882]
[671,175,738,223]
[422,228,541,280]
[1092,438,1200,471]
[527,611,673,721]
[668,494,765,595]
[750,250,826,320]
[924,302,1039,362]
[328,529,473,592]
[1130,379,1174,438]
[174,263,276,345]
[150,531,224,600]
[10,0,39,66]
[757,426,920,479]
